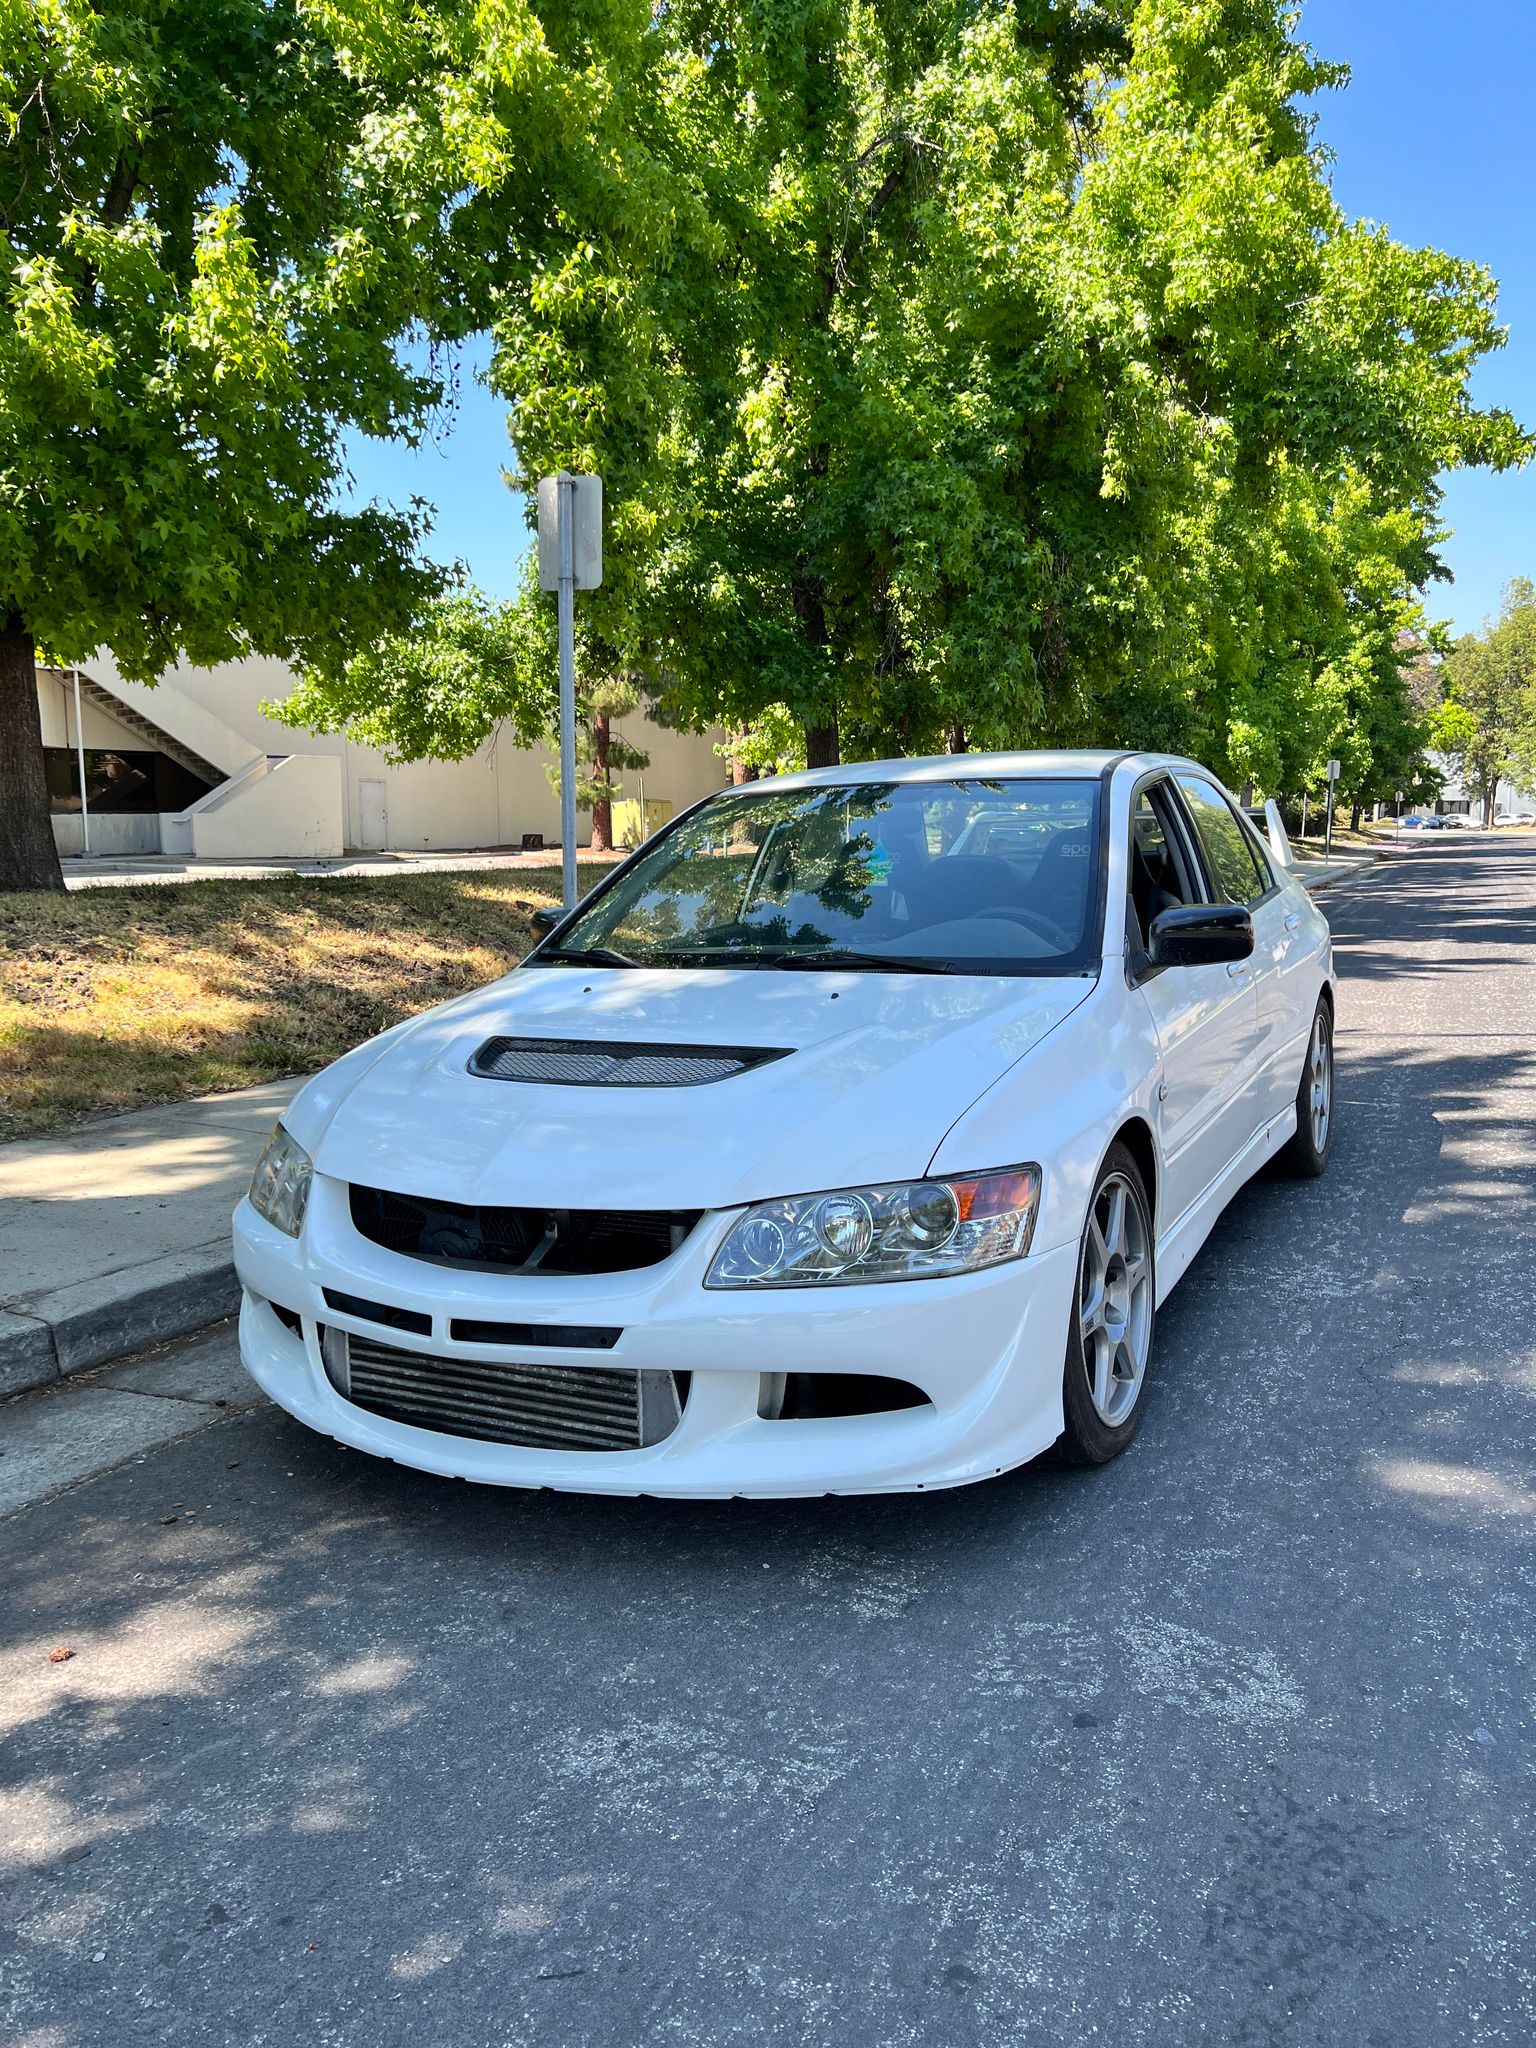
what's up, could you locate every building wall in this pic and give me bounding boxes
[80,651,729,852]
[1428,756,1536,821]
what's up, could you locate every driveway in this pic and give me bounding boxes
[2,837,1532,2047]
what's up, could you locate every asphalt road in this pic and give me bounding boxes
[3,837,1533,2048]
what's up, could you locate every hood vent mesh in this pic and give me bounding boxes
[468,1036,790,1088]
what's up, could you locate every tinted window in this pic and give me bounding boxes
[536,777,1103,976]
[1177,777,1268,905]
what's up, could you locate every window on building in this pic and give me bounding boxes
[43,749,216,816]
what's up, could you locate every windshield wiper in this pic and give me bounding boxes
[534,944,644,969]
[769,948,954,975]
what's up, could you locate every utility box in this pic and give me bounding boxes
[611,797,672,848]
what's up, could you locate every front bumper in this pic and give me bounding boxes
[232,1176,1078,1498]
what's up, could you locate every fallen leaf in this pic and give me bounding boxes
[48,1646,74,1663]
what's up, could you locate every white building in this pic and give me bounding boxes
[36,655,729,859]
[1427,755,1535,823]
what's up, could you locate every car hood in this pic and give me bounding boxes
[303,965,1093,1212]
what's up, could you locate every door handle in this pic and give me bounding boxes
[1284,912,1302,931]
[1227,962,1248,978]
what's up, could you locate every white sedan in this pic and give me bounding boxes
[234,751,1335,1496]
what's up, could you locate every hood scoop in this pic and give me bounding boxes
[468,1036,792,1089]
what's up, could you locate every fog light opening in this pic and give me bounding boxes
[763,1373,930,1420]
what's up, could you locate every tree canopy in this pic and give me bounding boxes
[4,0,1529,890]
[454,0,1527,800]
[1436,579,1536,824]
[0,0,664,886]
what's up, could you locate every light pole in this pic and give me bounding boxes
[536,472,603,910]
[1323,757,1340,863]
[71,668,94,860]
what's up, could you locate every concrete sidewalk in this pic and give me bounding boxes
[0,848,1383,1401]
[0,1077,297,1396]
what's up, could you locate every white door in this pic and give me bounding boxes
[1129,779,1263,1230]
[1175,773,1311,1128]
[358,780,388,851]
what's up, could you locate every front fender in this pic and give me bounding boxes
[925,975,1161,1255]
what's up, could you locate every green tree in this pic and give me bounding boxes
[0,0,467,887]
[282,574,652,851]
[0,0,665,891]
[543,666,650,852]
[1441,579,1536,824]
[289,0,1527,805]
[276,583,554,762]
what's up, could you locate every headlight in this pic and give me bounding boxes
[705,1166,1041,1288]
[249,1123,314,1239]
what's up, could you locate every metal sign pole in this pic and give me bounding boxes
[71,668,92,859]
[557,471,578,911]
[1324,758,1340,863]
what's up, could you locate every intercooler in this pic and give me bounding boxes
[320,1328,683,1452]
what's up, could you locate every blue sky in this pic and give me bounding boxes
[343,1,1536,638]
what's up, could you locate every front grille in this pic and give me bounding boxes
[330,1330,682,1451]
[469,1036,790,1087]
[323,1287,431,1336]
[349,1183,700,1275]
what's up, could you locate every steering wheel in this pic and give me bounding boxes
[972,904,1076,951]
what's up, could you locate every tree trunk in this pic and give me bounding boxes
[947,722,968,754]
[730,755,758,786]
[0,615,63,892]
[804,721,839,768]
[792,567,838,769]
[1484,784,1497,830]
[589,714,613,852]
[1350,803,1362,832]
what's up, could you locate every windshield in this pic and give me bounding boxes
[532,777,1104,976]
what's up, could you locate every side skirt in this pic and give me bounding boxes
[1155,1104,1298,1301]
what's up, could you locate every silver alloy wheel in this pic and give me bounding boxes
[1308,1009,1333,1153]
[1078,1172,1154,1428]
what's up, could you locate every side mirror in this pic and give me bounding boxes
[529,905,562,935]
[1147,902,1253,968]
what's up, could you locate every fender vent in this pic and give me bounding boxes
[468,1037,790,1088]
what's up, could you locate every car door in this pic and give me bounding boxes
[1175,772,1312,1128]
[1128,777,1264,1231]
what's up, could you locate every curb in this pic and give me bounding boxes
[0,1248,240,1399]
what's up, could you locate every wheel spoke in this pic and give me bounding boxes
[1088,1210,1110,1269]
[1102,1183,1126,1258]
[1080,1274,1107,1331]
[1091,1328,1115,1413]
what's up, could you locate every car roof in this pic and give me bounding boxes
[749,750,1197,796]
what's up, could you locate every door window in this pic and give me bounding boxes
[1176,777,1270,905]
[1128,782,1202,955]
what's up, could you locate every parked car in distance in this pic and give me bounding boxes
[235,751,1336,1499]
[1437,814,1472,829]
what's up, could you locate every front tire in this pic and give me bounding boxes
[1059,1143,1156,1466]
[1276,997,1334,1179]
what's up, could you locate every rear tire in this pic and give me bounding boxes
[1059,1143,1156,1466]
[1276,996,1334,1179]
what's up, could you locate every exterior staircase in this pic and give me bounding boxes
[38,668,226,790]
